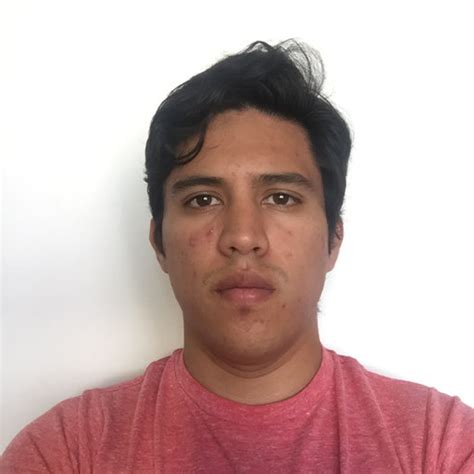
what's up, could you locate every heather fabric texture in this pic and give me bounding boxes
[2,347,473,473]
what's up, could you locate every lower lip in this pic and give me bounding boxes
[216,288,274,304]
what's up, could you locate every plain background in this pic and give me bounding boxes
[2,0,473,452]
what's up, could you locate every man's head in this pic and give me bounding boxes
[145,40,351,366]
[145,40,351,254]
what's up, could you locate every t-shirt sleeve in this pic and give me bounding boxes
[423,390,474,473]
[1,392,102,474]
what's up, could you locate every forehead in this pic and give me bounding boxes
[168,108,321,184]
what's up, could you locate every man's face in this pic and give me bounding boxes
[150,108,342,366]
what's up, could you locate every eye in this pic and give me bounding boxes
[263,192,300,206]
[186,194,221,208]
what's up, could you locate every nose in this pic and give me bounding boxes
[217,200,270,258]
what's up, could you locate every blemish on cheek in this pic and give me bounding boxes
[188,235,198,248]
[285,252,293,258]
[281,303,287,309]
[189,228,215,248]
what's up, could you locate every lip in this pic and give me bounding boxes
[214,272,275,305]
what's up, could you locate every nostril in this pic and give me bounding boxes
[228,245,261,255]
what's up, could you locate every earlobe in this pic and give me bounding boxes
[149,219,168,273]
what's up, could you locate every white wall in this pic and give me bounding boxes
[2,0,473,451]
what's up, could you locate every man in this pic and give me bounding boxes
[2,40,473,472]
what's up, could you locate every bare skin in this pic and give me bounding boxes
[150,108,342,405]
[181,321,323,404]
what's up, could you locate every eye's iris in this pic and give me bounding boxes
[273,193,290,205]
[195,195,213,206]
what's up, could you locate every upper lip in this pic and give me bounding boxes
[214,272,275,291]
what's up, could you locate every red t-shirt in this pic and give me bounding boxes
[2,347,473,473]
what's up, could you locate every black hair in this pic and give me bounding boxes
[145,39,351,253]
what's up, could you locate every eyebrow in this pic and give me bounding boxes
[170,172,316,195]
[171,176,224,195]
[256,173,316,191]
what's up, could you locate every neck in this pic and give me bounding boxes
[182,325,322,405]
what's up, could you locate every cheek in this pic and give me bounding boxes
[187,226,216,249]
[274,220,328,261]
[187,226,216,251]
[164,226,212,301]
[164,222,217,278]
[274,222,329,295]
[284,229,294,258]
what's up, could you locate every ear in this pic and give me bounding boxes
[326,219,344,273]
[149,219,168,274]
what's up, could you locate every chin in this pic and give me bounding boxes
[208,329,299,369]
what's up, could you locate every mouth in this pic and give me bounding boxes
[214,272,275,305]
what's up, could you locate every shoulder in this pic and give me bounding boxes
[327,348,474,471]
[85,351,171,403]
[1,352,175,472]
[328,348,474,420]
[331,349,433,406]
